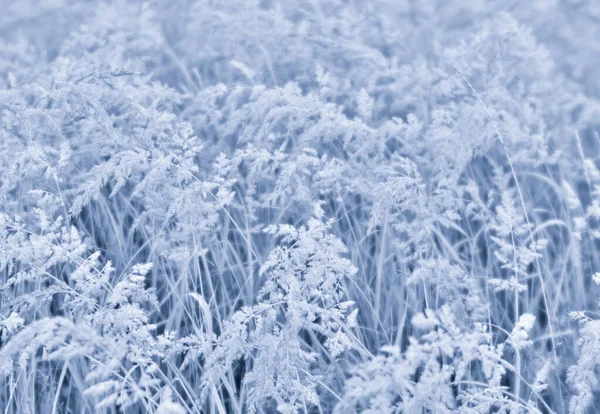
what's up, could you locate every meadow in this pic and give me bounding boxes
[1,1,600,412]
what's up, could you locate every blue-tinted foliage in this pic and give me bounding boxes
[1,1,600,413]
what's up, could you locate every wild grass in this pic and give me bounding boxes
[1,1,600,413]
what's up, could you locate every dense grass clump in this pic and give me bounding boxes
[1,1,600,413]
